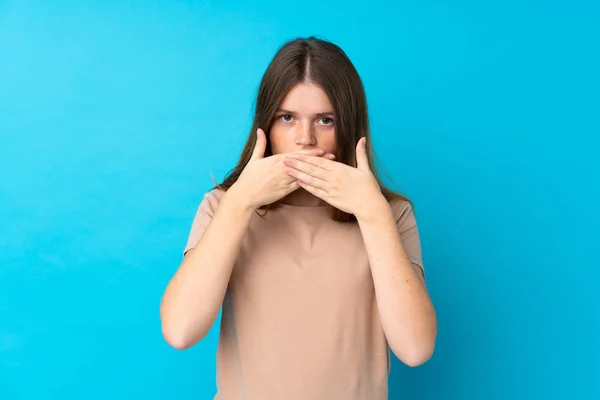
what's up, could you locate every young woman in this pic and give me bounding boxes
[160,36,437,400]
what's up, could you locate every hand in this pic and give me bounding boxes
[231,128,335,210]
[283,137,384,218]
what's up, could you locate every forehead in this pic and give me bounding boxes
[279,83,333,113]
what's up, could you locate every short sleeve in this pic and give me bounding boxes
[390,198,425,279]
[183,189,226,257]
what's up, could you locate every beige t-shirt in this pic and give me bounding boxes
[184,189,424,400]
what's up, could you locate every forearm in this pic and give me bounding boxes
[160,187,254,349]
[357,198,437,366]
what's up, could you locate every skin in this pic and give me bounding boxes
[277,82,438,366]
[269,82,337,207]
[161,81,437,367]
[159,84,335,350]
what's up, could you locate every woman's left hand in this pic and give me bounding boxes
[283,137,386,219]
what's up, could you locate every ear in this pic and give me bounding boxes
[355,137,370,171]
[250,128,267,160]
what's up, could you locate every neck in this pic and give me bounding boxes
[278,189,325,207]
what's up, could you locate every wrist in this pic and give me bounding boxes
[224,184,256,214]
[355,193,391,224]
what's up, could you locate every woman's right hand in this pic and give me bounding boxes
[230,128,335,210]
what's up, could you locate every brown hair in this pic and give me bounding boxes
[215,36,412,222]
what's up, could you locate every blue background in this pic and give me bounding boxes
[1,1,599,399]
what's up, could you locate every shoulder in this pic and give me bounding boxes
[387,196,415,221]
[198,188,227,213]
[203,187,227,203]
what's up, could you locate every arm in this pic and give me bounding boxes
[160,128,333,350]
[357,197,437,367]
[282,138,437,367]
[160,187,254,350]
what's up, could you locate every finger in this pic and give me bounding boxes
[355,137,369,171]
[297,179,328,199]
[289,153,334,171]
[294,148,326,157]
[285,166,328,190]
[251,128,267,160]
[325,153,336,160]
[281,176,301,194]
[284,157,329,181]
[288,180,301,193]
[274,148,324,160]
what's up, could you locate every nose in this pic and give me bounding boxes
[294,122,316,147]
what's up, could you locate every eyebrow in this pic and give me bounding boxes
[276,108,335,117]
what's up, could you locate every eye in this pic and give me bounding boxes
[318,117,334,125]
[278,114,294,122]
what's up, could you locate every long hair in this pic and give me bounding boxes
[215,36,412,222]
